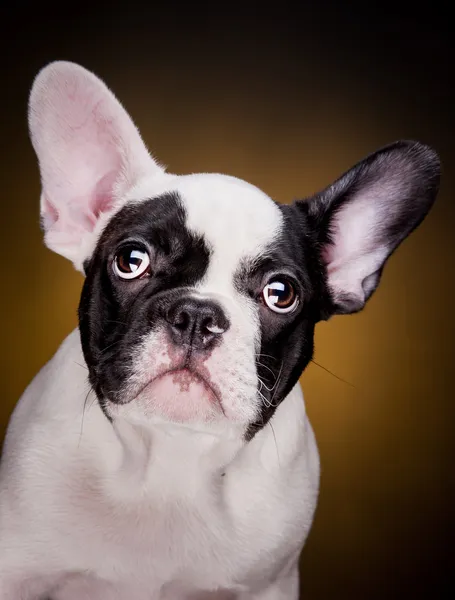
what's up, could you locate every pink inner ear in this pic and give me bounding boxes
[40,97,125,236]
[42,196,59,229]
[30,61,161,265]
[42,169,119,237]
[91,169,120,219]
[38,82,128,231]
[70,172,119,233]
[320,243,336,271]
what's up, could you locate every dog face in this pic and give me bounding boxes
[77,176,322,439]
[28,62,440,439]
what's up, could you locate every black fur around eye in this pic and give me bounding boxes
[113,246,151,280]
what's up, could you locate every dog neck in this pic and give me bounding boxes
[97,413,245,502]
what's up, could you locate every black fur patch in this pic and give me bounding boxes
[78,192,211,417]
[239,202,328,440]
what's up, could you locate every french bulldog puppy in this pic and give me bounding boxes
[0,62,440,599]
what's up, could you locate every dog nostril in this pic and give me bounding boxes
[202,317,225,335]
[173,310,190,331]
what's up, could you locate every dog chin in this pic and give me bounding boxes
[127,368,223,424]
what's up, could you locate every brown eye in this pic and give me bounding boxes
[113,247,150,280]
[263,279,298,313]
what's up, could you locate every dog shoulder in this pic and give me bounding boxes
[0,329,97,494]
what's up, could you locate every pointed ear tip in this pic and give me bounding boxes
[393,139,441,171]
[32,60,90,83]
[28,61,107,142]
[28,61,96,108]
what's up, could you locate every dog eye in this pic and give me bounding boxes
[113,247,150,280]
[263,279,298,313]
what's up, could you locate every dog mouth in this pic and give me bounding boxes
[123,363,226,420]
[153,367,222,405]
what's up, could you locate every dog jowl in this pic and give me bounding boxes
[0,60,440,599]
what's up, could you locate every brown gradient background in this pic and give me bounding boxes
[1,3,453,599]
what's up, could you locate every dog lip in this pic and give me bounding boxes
[160,367,225,413]
[132,365,225,415]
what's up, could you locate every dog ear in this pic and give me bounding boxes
[28,61,165,271]
[297,141,441,316]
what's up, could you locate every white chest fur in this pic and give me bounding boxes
[0,330,319,599]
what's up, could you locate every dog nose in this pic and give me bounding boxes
[165,297,230,351]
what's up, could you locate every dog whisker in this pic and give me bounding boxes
[257,376,281,409]
[78,385,96,448]
[310,359,356,388]
[269,422,281,468]
[258,377,274,393]
[256,361,277,380]
[255,353,280,362]
[269,362,284,407]
[105,319,129,328]
[73,361,88,371]
[256,384,269,406]
[99,340,123,356]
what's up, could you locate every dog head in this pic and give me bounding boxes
[28,62,440,440]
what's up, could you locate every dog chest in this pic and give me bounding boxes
[49,458,309,595]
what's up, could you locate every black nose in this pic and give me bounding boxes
[165,296,230,351]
